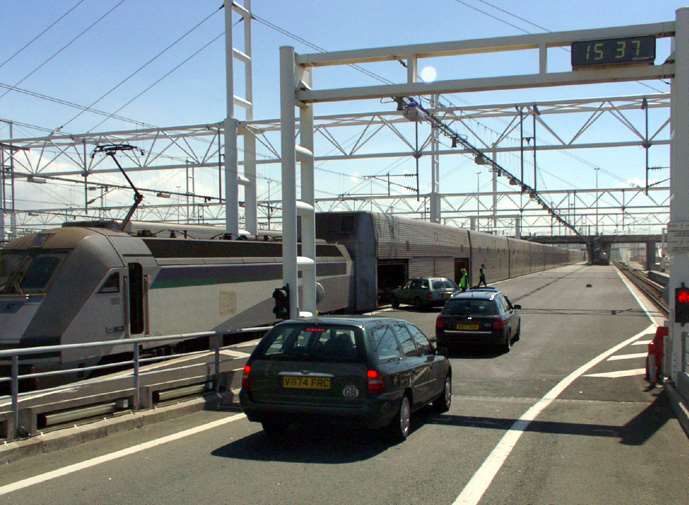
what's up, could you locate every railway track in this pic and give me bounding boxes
[614,261,668,315]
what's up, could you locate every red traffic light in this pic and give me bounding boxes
[677,289,689,305]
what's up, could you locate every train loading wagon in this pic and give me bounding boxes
[315,212,585,313]
[0,224,352,376]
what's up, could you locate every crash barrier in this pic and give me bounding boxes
[0,328,270,441]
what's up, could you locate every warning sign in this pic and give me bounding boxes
[668,222,689,254]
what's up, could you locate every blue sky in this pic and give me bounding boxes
[0,0,684,231]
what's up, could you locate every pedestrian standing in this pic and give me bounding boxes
[459,268,469,292]
[479,263,488,287]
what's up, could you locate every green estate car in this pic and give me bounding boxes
[239,317,452,441]
[391,277,458,309]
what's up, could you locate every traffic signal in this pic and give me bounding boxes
[675,283,689,325]
[272,285,290,320]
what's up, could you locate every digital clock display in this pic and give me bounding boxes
[571,36,655,68]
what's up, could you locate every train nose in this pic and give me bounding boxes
[0,296,43,344]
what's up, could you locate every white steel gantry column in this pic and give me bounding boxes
[430,95,441,223]
[280,46,300,319]
[299,67,317,316]
[280,47,317,318]
[223,0,256,236]
[669,7,689,382]
[242,0,257,235]
[224,0,239,237]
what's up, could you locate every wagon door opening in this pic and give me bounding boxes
[377,259,408,305]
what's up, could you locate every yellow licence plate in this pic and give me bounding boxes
[443,292,451,299]
[457,323,480,330]
[282,376,331,390]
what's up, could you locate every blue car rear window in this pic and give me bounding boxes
[254,324,365,362]
[444,299,498,316]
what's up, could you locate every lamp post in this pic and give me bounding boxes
[476,171,481,231]
[594,167,600,235]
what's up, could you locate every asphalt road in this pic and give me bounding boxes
[1,265,688,505]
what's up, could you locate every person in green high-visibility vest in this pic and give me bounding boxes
[458,268,469,292]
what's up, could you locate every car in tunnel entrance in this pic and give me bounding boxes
[435,289,521,353]
[390,277,458,309]
[239,317,452,441]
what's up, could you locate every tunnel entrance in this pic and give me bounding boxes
[377,259,408,304]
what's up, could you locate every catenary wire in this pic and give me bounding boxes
[0,0,128,101]
[0,0,87,71]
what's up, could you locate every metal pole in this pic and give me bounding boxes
[280,46,299,319]
[669,7,689,381]
[430,95,441,223]
[8,122,15,239]
[217,129,222,201]
[518,106,524,186]
[300,67,317,316]
[492,145,497,232]
[643,97,650,195]
[532,106,537,192]
[224,0,239,237]
[83,140,88,214]
[185,159,190,223]
[133,343,140,410]
[11,355,19,438]
[476,171,480,231]
[244,0,257,235]
[595,167,599,236]
[415,121,420,201]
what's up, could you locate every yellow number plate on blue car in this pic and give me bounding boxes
[457,323,480,330]
[282,376,331,390]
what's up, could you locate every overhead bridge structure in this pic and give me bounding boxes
[529,233,663,269]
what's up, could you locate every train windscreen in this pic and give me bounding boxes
[0,251,65,295]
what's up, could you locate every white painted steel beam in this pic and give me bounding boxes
[298,65,675,103]
[297,22,674,66]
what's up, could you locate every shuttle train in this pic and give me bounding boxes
[0,212,584,378]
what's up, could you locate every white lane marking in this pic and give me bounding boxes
[631,340,652,346]
[452,323,656,505]
[365,307,394,315]
[607,352,647,361]
[233,338,261,348]
[0,413,247,497]
[584,368,646,378]
[220,349,250,358]
[614,267,657,325]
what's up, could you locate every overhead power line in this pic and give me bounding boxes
[60,4,223,130]
[0,0,128,102]
[0,0,87,71]
[0,81,153,129]
[453,0,665,93]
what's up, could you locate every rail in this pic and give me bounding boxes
[0,326,272,440]
[614,261,668,314]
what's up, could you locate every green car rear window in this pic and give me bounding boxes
[444,299,498,316]
[254,324,365,363]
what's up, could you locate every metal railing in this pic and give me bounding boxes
[0,326,271,439]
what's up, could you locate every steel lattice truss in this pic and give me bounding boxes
[0,93,671,237]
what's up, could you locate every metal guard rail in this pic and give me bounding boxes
[0,327,272,439]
